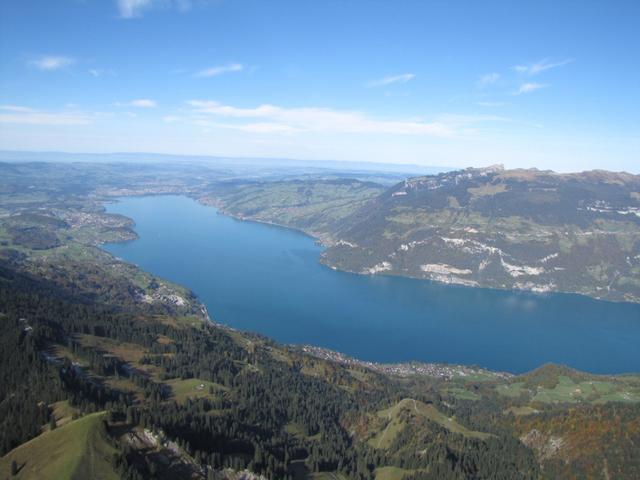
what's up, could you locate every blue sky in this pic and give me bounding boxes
[0,0,638,172]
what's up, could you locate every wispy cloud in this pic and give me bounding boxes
[194,63,244,78]
[183,100,504,137]
[477,101,504,107]
[117,0,153,18]
[116,0,193,18]
[366,73,415,88]
[514,83,548,95]
[117,99,158,108]
[0,105,91,125]
[200,122,301,134]
[88,68,116,77]
[477,72,500,88]
[513,58,573,76]
[29,55,75,71]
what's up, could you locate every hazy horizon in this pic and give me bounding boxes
[2,148,640,175]
[1,1,639,172]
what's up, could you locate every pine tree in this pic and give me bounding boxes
[126,406,135,425]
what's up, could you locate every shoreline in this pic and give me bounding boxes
[295,344,514,380]
[196,195,639,306]
[98,194,640,376]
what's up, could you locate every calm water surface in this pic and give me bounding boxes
[104,195,640,374]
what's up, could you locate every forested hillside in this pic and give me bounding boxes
[2,261,640,479]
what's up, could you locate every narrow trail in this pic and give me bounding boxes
[376,404,398,449]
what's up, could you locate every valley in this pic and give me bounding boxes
[3,1,639,478]
[104,195,640,374]
[1,159,639,479]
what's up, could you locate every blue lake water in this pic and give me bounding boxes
[104,195,640,374]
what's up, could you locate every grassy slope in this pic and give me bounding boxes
[207,179,385,239]
[367,398,491,450]
[165,377,228,403]
[496,365,640,405]
[47,401,79,430]
[374,466,426,480]
[0,412,118,480]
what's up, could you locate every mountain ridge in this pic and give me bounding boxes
[212,166,640,302]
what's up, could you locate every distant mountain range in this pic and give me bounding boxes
[0,150,448,176]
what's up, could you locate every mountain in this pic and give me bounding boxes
[211,166,640,302]
[1,160,640,479]
[204,178,386,238]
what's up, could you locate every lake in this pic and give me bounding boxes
[104,195,640,374]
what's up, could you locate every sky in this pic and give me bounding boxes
[0,0,639,172]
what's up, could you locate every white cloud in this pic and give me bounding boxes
[514,83,548,95]
[513,58,573,76]
[0,105,92,125]
[478,73,500,87]
[184,100,504,137]
[116,0,193,18]
[196,121,301,134]
[194,63,244,78]
[366,73,415,88]
[0,105,33,113]
[130,99,157,108]
[29,55,75,71]
[117,99,158,108]
[117,0,153,18]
